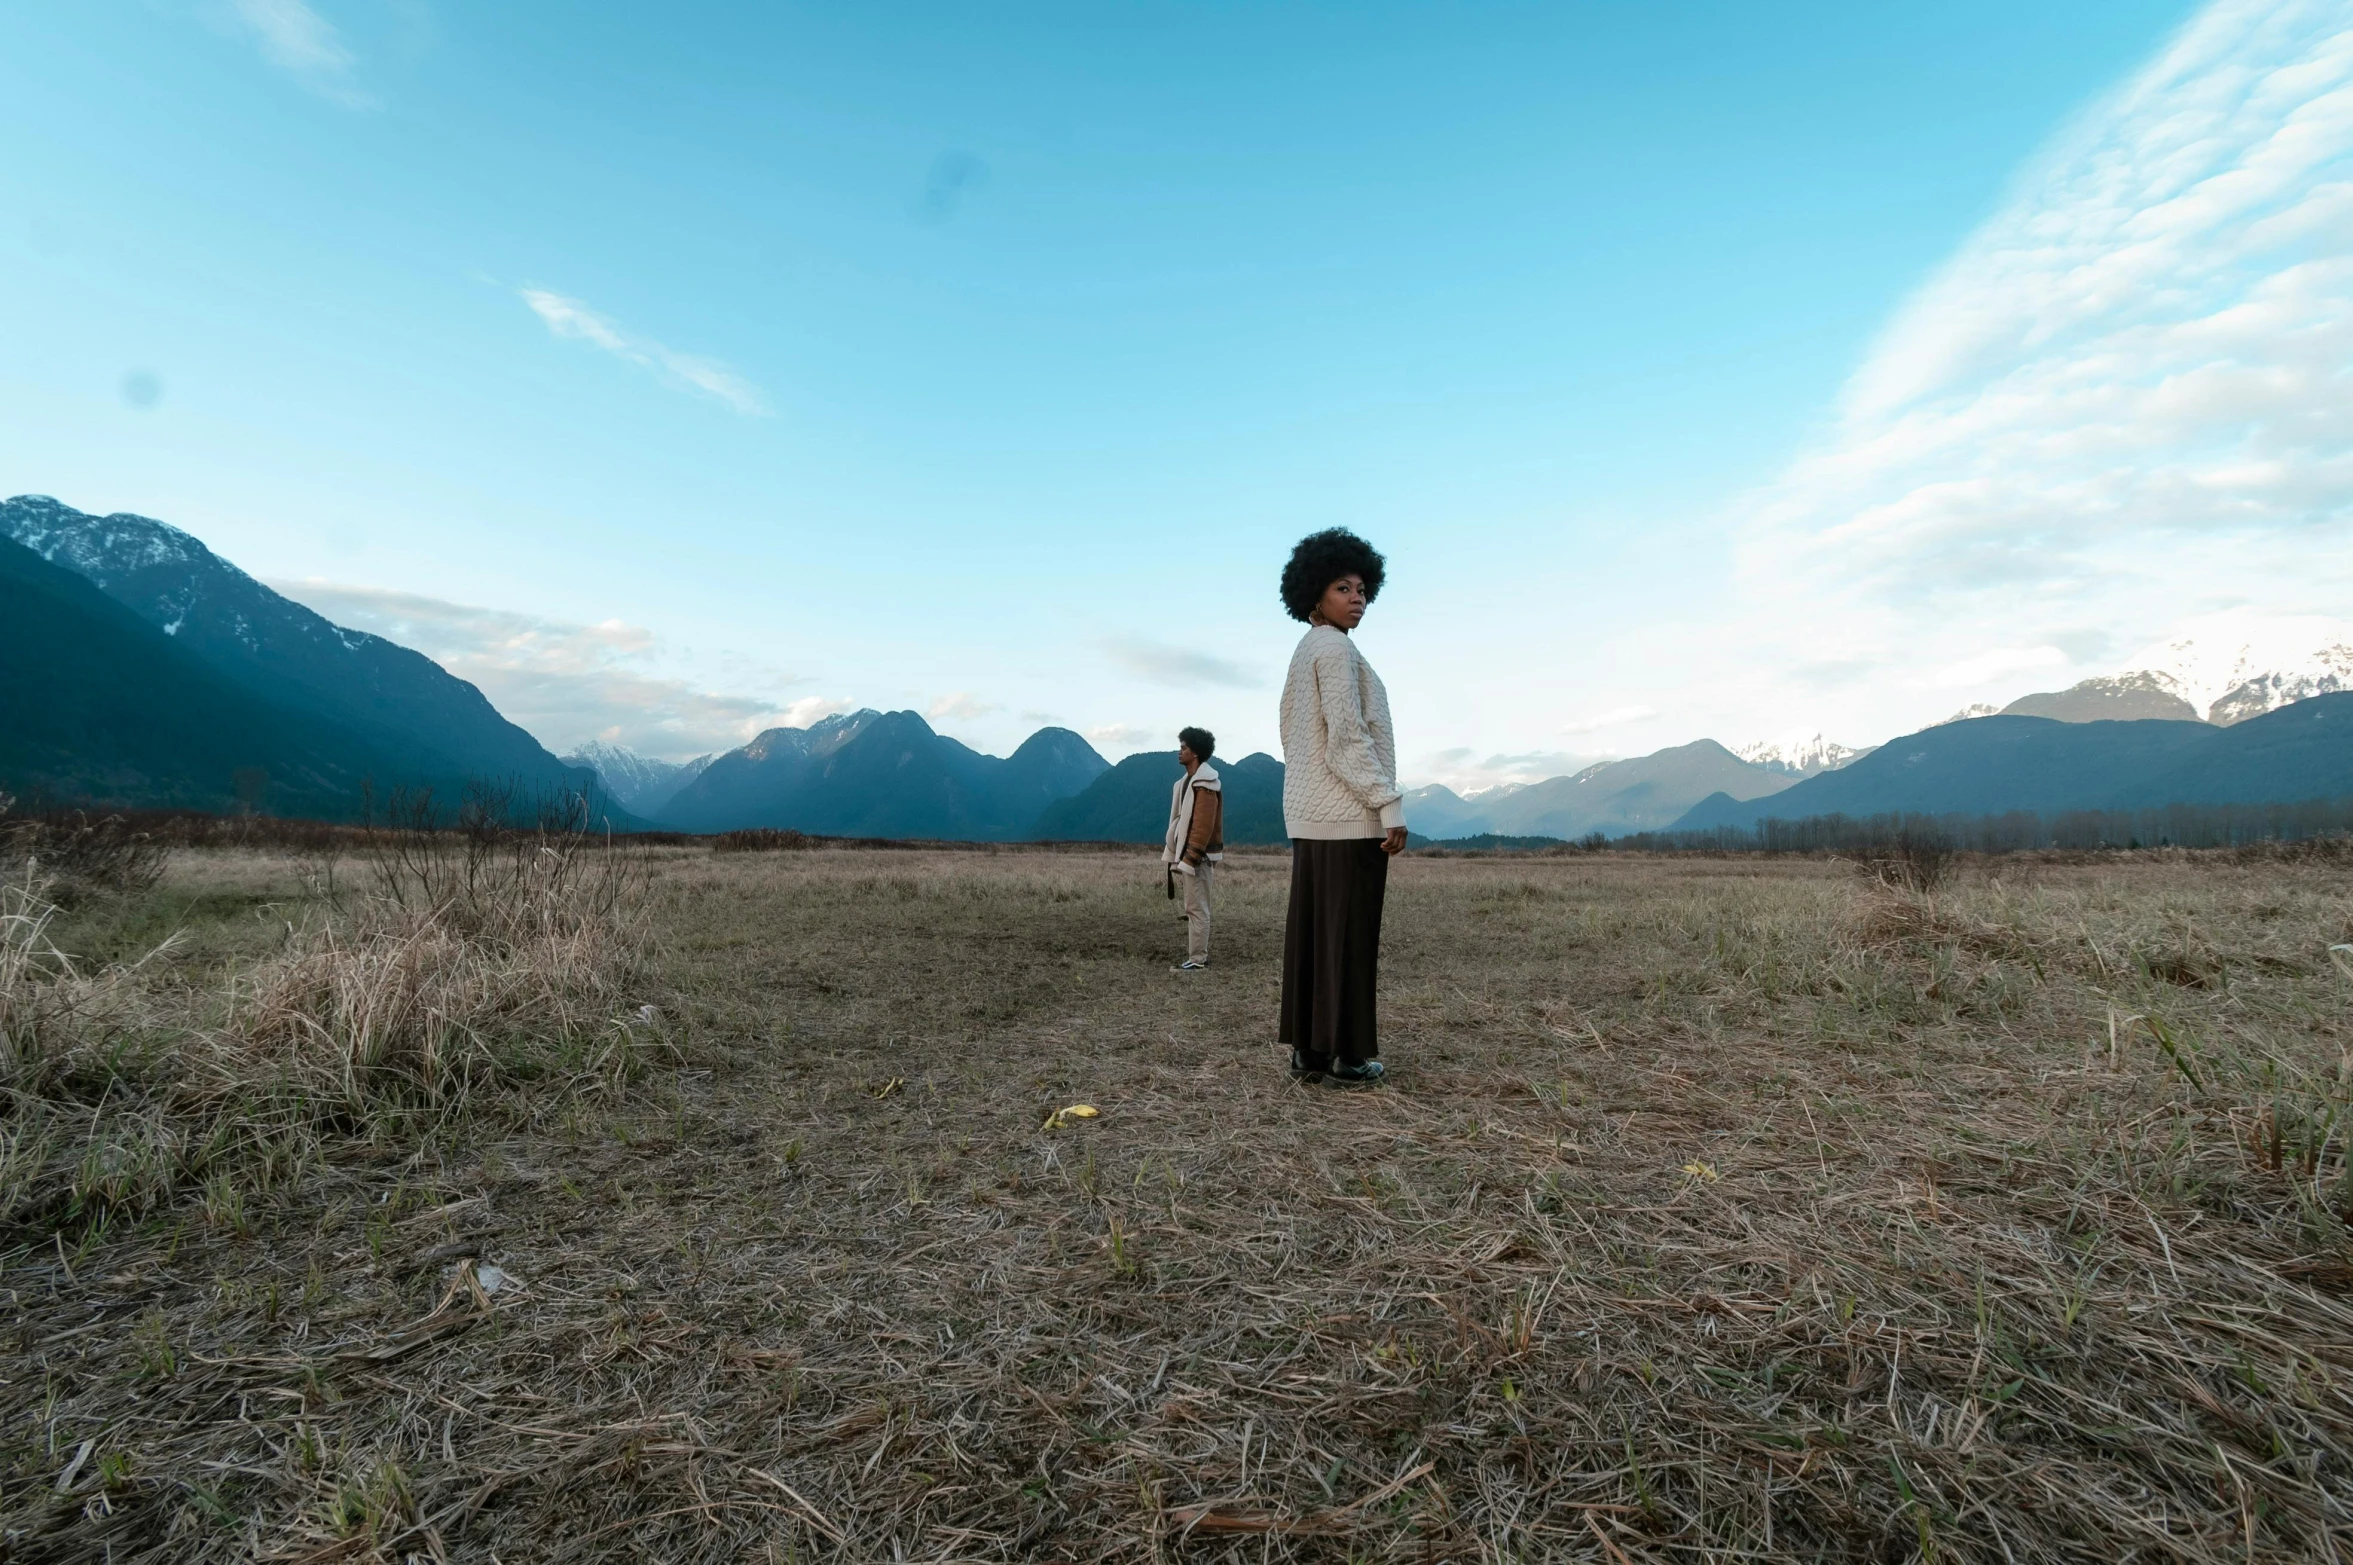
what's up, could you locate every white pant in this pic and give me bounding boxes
[1181,862,1213,962]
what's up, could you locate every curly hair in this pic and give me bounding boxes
[1279,528,1386,623]
[1177,726,1215,761]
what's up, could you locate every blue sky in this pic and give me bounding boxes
[12,0,2346,781]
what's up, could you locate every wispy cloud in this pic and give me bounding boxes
[1099,638,1262,689]
[1408,748,1605,793]
[1087,723,1155,755]
[927,691,1000,722]
[226,0,371,105]
[270,580,809,758]
[520,289,768,415]
[774,696,856,730]
[1729,0,2353,731]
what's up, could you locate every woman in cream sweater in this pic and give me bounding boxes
[1276,528,1405,1086]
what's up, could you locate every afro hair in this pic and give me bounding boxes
[1279,528,1386,623]
[1177,726,1215,761]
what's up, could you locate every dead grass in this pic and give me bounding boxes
[4,846,2350,1562]
[0,827,653,1243]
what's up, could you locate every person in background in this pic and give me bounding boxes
[1276,529,1404,1086]
[1163,725,1224,972]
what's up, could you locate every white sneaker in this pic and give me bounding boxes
[1172,959,1209,972]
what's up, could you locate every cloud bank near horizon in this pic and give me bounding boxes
[1722,0,2353,737]
[271,580,824,758]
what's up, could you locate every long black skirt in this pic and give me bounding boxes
[1279,837,1390,1067]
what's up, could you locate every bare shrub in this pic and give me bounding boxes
[359,782,639,930]
[0,795,170,907]
[1854,822,1955,894]
[2232,832,2353,867]
[711,827,811,853]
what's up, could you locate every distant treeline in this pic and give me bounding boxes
[1611,795,2353,855]
[0,798,1175,859]
[18,790,2353,864]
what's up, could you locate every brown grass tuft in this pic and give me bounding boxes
[230,853,644,1101]
[0,819,653,1240]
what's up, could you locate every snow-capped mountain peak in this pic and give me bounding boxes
[1734,731,1868,776]
[2115,611,2353,724]
[560,741,714,814]
[3,493,583,789]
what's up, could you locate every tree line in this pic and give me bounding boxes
[1609,794,2353,856]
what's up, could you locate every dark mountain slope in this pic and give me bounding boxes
[1482,741,1796,839]
[668,711,880,830]
[1674,698,2353,832]
[0,537,408,815]
[1032,752,1287,844]
[992,727,1116,827]
[2,495,591,794]
[2137,692,2353,804]
[660,712,1108,838]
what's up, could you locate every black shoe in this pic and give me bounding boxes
[1325,1059,1387,1088]
[1288,1050,1326,1081]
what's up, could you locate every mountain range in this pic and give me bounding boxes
[16,493,2353,843]
[1734,734,1872,776]
[1950,615,2353,729]
[544,605,2353,841]
[2120,613,2353,723]
[561,741,712,817]
[659,710,1110,839]
[2,495,610,820]
[1401,741,1801,842]
[1676,695,2353,833]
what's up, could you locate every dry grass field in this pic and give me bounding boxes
[5,841,2351,1562]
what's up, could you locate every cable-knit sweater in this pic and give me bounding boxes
[1280,624,1406,840]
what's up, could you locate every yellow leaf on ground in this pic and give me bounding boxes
[1681,1160,1719,1182]
[1042,1104,1101,1131]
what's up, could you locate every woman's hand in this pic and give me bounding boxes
[1382,826,1408,855]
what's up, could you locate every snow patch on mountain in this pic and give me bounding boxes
[562,740,714,815]
[2115,611,2353,725]
[1734,732,1869,776]
[3,492,593,795]
[6,495,242,592]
